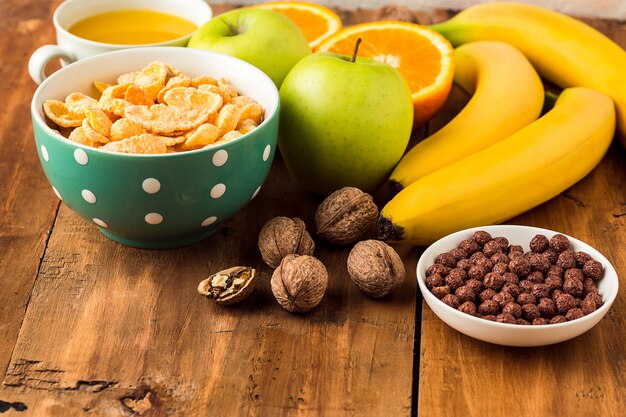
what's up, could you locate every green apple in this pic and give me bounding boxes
[188,8,311,87]
[278,51,414,195]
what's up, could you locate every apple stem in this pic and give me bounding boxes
[351,38,362,63]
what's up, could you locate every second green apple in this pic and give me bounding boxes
[279,52,414,196]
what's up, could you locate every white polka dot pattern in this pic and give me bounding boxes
[74,148,88,165]
[142,178,161,194]
[81,189,96,204]
[145,212,163,225]
[210,183,226,199]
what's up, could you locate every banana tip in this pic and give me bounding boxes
[378,216,402,241]
[388,180,404,196]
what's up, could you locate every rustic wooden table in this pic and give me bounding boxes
[1,1,625,416]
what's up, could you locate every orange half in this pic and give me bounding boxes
[318,21,455,126]
[250,1,343,50]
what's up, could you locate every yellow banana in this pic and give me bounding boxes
[431,2,626,147]
[389,41,544,191]
[379,87,615,245]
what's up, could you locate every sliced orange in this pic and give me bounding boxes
[250,1,342,50]
[317,21,454,126]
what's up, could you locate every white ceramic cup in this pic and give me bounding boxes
[28,0,212,84]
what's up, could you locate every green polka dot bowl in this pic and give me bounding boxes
[31,47,279,248]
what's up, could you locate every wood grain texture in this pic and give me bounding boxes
[0,4,417,416]
[418,12,626,417]
[0,0,62,383]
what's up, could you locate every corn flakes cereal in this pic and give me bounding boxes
[124,104,210,135]
[124,85,154,106]
[84,108,112,138]
[43,100,84,127]
[238,118,258,135]
[65,93,98,114]
[42,61,265,154]
[101,133,168,154]
[110,118,145,142]
[215,104,241,136]
[182,123,220,150]
[68,126,100,147]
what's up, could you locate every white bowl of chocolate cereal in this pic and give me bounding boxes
[416,225,618,347]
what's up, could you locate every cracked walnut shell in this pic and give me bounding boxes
[315,187,379,245]
[271,254,328,313]
[347,240,405,297]
[197,266,256,305]
[258,216,315,268]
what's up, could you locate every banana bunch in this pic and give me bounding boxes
[379,2,623,245]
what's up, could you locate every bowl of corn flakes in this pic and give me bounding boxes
[31,47,279,248]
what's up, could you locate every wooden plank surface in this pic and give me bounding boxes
[0,4,418,416]
[0,0,62,385]
[0,1,624,417]
[419,12,626,417]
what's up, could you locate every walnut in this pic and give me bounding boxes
[315,187,378,245]
[271,254,328,313]
[197,266,256,305]
[258,216,315,268]
[347,240,405,297]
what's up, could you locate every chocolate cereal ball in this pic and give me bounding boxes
[565,308,584,321]
[492,262,509,275]
[493,291,514,309]
[548,264,564,278]
[483,315,497,321]
[502,272,519,285]
[551,289,564,303]
[550,234,570,252]
[509,257,531,277]
[583,278,598,296]
[556,250,577,269]
[529,253,550,273]
[472,230,492,246]
[435,252,457,268]
[483,272,505,291]
[522,304,541,321]
[491,253,509,265]
[425,273,445,290]
[584,291,603,307]
[550,315,567,324]
[479,299,500,316]
[526,271,544,284]
[474,257,494,271]
[529,234,550,252]
[479,288,497,303]
[544,275,563,292]
[575,251,593,267]
[563,277,583,298]
[517,318,531,325]
[432,286,450,299]
[583,260,603,281]
[458,301,477,315]
[502,302,522,319]
[537,298,557,318]
[496,313,516,324]
[468,264,489,281]
[469,251,487,264]
[482,240,502,257]
[508,244,524,255]
[493,237,510,251]
[531,283,550,299]
[456,258,472,271]
[442,294,460,309]
[426,263,451,277]
[449,248,468,262]
[455,286,475,303]
[501,283,522,299]
[581,299,598,315]
[532,318,550,325]
[555,293,577,314]
[519,280,534,293]
[517,292,537,306]
[542,248,559,264]
[459,239,480,255]
[465,279,484,295]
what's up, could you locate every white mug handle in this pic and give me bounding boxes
[28,45,76,84]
